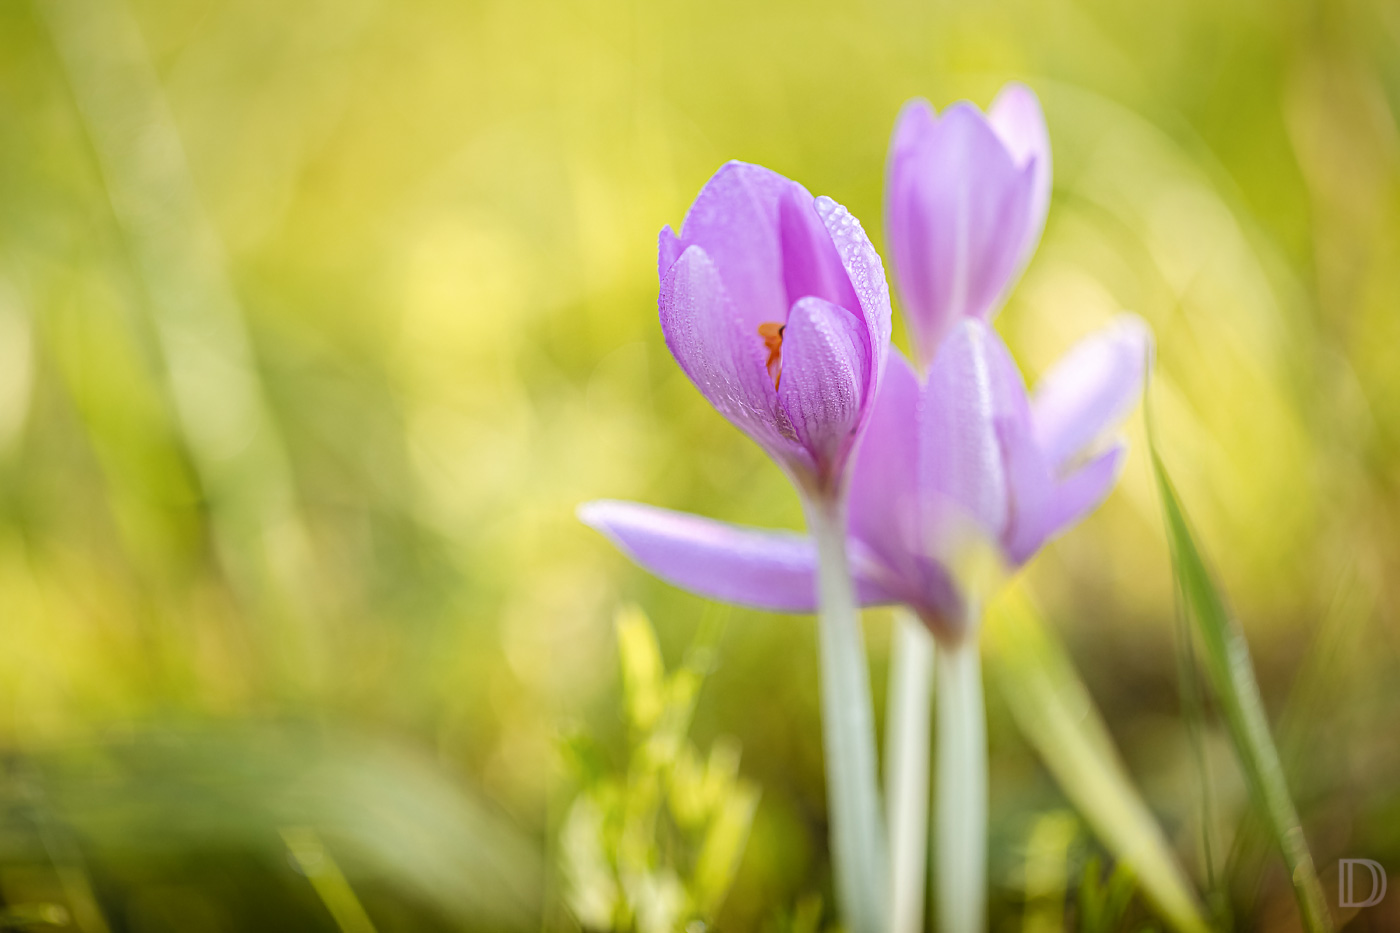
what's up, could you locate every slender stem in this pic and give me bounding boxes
[805,496,888,933]
[935,614,987,933]
[886,609,935,933]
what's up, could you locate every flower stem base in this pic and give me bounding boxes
[806,497,889,933]
[935,625,987,933]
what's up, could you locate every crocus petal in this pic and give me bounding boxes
[987,82,1052,274]
[997,416,1055,566]
[779,186,862,314]
[919,320,1008,553]
[660,245,808,472]
[674,161,794,333]
[658,225,683,279]
[840,344,985,627]
[887,98,936,174]
[776,296,869,477]
[885,102,1037,368]
[885,99,937,275]
[816,195,890,416]
[1039,441,1128,543]
[884,99,939,360]
[848,350,923,574]
[578,500,901,611]
[1031,314,1152,473]
[981,328,1055,566]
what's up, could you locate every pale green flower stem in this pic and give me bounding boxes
[886,609,935,933]
[935,610,987,933]
[805,497,889,933]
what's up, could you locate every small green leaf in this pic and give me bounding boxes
[560,794,621,930]
[616,606,666,732]
[1147,426,1332,933]
[692,780,760,915]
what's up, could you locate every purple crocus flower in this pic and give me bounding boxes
[656,160,892,499]
[637,160,896,933]
[885,84,1051,370]
[579,314,1151,643]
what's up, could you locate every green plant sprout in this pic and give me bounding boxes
[560,607,759,933]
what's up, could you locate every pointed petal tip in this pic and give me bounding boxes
[987,82,1051,276]
[578,499,647,546]
[990,81,1042,114]
[709,159,749,179]
[1030,317,1152,474]
[936,99,996,136]
[898,96,937,117]
[657,225,682,278]
[576,498,612,529]
[893,97,937,131]
[1108,311,1156,361]
[1097,311,1158,396]
[988,82,1047,144]
[889,98,938,169]
[706,159,797,194]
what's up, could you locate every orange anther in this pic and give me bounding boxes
[758,321,785,389]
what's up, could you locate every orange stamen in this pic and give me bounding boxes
[758,321,785,389]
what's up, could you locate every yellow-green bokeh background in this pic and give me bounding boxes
[1,0,1398,928]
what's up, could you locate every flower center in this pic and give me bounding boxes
[758,321,785,389]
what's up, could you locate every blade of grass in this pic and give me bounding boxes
[1147,427,1332,932]
[983,587,1209,933]
[37,0,322,690]
[1173,569,1228,926]
[282,827,380,933]
[1227,567,1371,915]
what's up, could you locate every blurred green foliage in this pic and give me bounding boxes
[0,0,1398,928]
[559,607,757,933]
[985,590,1206,932]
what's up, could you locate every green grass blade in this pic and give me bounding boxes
[1147,435,1332,932]
[1173,574,1228,925]
[38,0,322,688]
[282,827,380,933]
[984,588,1209,933]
